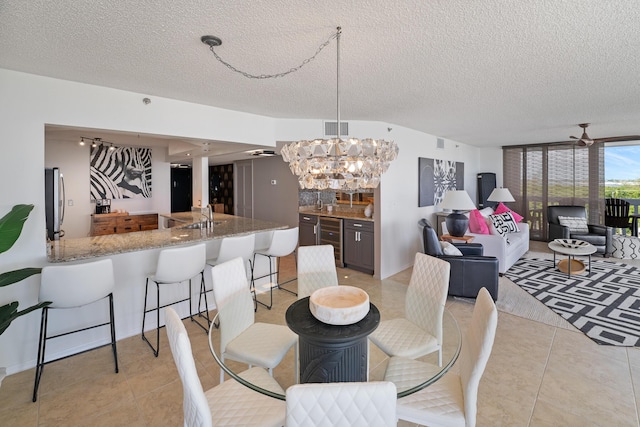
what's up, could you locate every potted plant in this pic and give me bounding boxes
[0,204,50,384]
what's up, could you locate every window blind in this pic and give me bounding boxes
[503,143,604,241]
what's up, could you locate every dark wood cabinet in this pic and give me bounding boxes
[344,219,374,275]
[299,214,319,246]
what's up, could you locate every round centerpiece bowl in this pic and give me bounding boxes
[309,286,370,325]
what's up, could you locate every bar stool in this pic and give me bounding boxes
[206,234,256,312]
[252,227,299,309]
[206,234,256,278]
[33,258,118,402]
[142,243,207,357]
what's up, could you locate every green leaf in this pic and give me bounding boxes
[0,301,50,335]
[0,267,42,288]
[0,204,34,254]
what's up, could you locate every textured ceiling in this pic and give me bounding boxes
[2,0,640,148]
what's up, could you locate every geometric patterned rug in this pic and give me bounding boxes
[505,258,640,346]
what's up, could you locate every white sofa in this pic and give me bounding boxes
[442,219,529,274]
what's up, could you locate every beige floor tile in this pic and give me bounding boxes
[123,355,178,398]
[37,372,134,425]
[35,345,119,397]
[77,399,146,427]
[530,398,610,427]
[0,400,38,426]
[3,248,640,425]
[137,381,184,426]
[0,368,36,410]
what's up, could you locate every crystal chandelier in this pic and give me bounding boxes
[280,27,398,191]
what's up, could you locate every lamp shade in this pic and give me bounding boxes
[487,187,515,202]
[439,190,476,212]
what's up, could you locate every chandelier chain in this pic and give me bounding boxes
[207,31,339,80]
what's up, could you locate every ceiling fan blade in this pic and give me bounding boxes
[570,135,578,140]
[594,135,640,143]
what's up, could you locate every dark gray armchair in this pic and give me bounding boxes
[547,205,613,256]
[419,219,499,301]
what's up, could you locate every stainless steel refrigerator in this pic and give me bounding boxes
[45,167,65,240]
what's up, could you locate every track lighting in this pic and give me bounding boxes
[80,136,117,150]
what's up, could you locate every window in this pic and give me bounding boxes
[503,143,604,241]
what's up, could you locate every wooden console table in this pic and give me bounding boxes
[90,212,158,236]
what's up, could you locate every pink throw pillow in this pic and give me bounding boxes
[469,209,490,234]
[494,202,523,223]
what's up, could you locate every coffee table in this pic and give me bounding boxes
[547,240,597,278]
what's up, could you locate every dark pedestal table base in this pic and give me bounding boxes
[286,297,380,384]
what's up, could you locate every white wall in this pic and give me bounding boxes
[0,69,278,372]
[0,68,502,373]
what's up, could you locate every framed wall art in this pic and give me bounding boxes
[90,145,152,200]
[418,158,464,207]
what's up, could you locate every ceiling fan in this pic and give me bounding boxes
[570,123,640,147]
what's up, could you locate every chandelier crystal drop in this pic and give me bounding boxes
[280,27,398,191]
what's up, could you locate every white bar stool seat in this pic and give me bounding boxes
[33,258,118,402]
[142,243,207,357]
[252,227,299,309]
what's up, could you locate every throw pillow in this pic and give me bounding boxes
[494,202,524,223]
[440,241,463,256]
[558,216,589,233]
[479,207,495,217]
[488,212,519,237]
[469,209,490,234]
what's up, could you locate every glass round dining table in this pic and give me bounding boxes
[208,298,461,400]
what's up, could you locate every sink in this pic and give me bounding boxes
[179,221,224,229]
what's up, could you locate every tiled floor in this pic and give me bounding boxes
[2,241,640,426]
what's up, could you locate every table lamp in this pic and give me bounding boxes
[439,190,476,237]
[487,187,515,205]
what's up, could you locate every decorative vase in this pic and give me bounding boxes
[364,203,373,218]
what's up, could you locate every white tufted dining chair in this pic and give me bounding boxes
[385,287,498,427]
[369,252,450,365]
[285,381,397,427]
[211,257,298,383]
[296,244,339,300]
[165,307,285,427]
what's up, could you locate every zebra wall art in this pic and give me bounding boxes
[90,145,152,200]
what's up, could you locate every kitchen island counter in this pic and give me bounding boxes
[48,213,286,262]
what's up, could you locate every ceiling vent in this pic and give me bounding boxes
[324,121,349,137]
[249,150,276,157]
[436,138,445,149]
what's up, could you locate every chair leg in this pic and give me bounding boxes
[141,278,160,357]
[275,252,298,296]
[190,273,210,332]
[254,254,275,310]
[220,355,225,384]
[109,293,119,373]
[32,307,49,402]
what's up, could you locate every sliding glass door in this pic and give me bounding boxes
[503,143,604,241]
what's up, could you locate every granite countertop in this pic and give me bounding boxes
[298,207,374,222]
[48,213,287,263]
